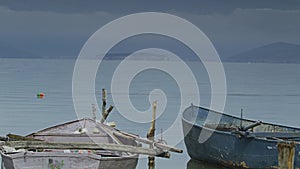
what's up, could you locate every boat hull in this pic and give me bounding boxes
[1,151,138,169]
[182,105,300,169]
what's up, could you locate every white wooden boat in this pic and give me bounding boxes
[1,118,139,169]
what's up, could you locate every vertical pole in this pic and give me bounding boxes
[278,142,295,169]
[100,88,107,123]
[147,101,157,169]
[102,88,107,114]
[160,128,163,142]
[240,108,243,129]
[92,104,97,121]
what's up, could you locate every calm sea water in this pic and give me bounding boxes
[1,58,300,169]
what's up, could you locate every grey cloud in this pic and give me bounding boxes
[0,2,299,58]
[1,0,300,15]
[0,6,120,57]
[169,8,300,56]
[0,6,119,38]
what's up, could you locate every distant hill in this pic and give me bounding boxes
[226,42,300,63]
[2,41,300,63]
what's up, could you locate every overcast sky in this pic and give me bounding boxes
[0,0,300,58]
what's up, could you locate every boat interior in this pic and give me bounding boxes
[183,105,300,141]
[0,118,138,157]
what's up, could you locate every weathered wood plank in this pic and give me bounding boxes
[7,134,41,141]
[113,131,183,153]
[31,133,108,137]
[251,132,300,139]
[2,141,169,158]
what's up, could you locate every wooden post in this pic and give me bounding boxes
[240,108,243,129]
[100,89,114,123]
[92,104,97,121]
[113,131,182,154]
[147,101,157,169]
[147,101,157,140]
[102,88,107,115]
[278,142,295,169]
[100,105,114,123]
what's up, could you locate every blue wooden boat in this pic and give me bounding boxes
[182,105,300,169]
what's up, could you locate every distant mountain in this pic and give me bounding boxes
[226,42,300,63]
[2,41,300,63]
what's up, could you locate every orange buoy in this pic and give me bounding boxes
[37,92,45,99]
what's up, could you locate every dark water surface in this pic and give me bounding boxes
[1,58,300,168]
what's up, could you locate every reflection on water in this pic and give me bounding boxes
[187,159,227,169]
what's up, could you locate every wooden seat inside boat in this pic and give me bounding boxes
[204,123,238,132]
